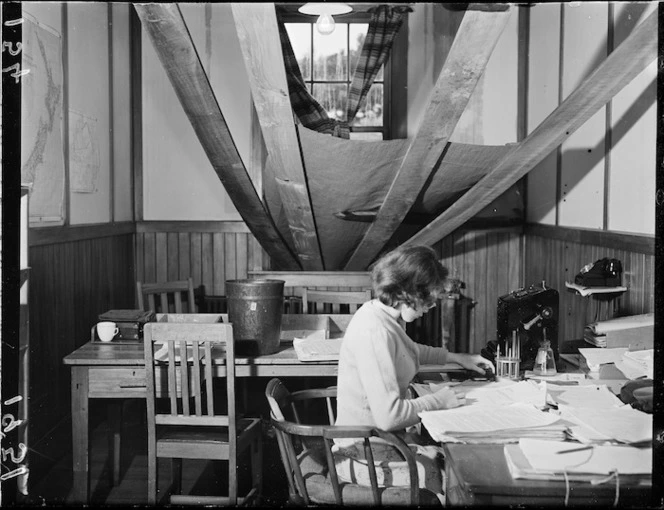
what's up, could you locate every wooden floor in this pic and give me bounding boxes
[28,399,291,506]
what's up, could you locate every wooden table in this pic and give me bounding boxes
[63,312,357,504]
[63,312,464,503]
[442,443,652,506]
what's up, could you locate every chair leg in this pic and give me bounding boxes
[171,458,182,495]
[229,453,238,506]
[251,436,263,502]
[147,446,157,505]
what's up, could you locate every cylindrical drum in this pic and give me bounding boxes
[226,279,285,355]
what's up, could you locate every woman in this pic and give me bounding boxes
[333,245,493,501]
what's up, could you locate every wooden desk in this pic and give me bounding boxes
[63,314,352,504]
[442,441,652,506]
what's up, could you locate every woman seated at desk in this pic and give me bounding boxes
[333,245,494,503]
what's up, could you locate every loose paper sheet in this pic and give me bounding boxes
[419,402,560,437]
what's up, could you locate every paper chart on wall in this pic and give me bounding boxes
[21,15,66,222]
[69,109,101,193]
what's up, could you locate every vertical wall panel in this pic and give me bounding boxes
[559,2,608,229]
[526,3,560,225]
[608,3,656,235]
[111,3,133,222]
[67,4,111,224]
[213,233,225,295]
[167,232,179,281]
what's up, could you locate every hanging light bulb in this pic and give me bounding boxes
[298,3,353,36]
[316,13,336,35]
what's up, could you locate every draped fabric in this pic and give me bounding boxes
[277,6,409,139]
[277,18,341,136]
[345,6,410,126]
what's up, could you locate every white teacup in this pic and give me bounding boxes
[97,321,119,342]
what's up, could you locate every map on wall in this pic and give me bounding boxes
[21,15,66,223]
[69,109,100,193]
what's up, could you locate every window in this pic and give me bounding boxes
[285,19,388,141]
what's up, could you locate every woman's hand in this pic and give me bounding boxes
[447,352,495,376]
[429,387,464,409]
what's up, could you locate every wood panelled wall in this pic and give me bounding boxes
[134,222,268,298]
[436,228,523,354]
[524,224,655,345]
[28,228,135,484]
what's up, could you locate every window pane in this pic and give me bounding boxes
[313,24,347,81]
[285,23,312,81]
[351,84,383,127]
[349,23,367,76]
[312,83,347,121]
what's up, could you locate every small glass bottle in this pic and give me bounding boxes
[533,339,557,376]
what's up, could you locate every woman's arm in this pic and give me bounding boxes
[354,330,453,431]
[446,351,495,375]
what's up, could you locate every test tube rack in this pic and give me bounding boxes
[496,330,521,379]
[496,355,520,379]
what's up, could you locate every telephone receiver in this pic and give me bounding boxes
[583,258,622,277]
[575,257,623,287]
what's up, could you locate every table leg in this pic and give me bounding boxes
[70,367,90,503]
[108,401,123,486]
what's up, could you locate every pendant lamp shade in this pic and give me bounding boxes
[298,3,353,35]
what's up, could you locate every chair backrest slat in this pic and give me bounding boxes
[167,341,178,414]
[179,340,190,415]
[192,342,202,415]
[205,342,214,415]
[137,278,196,314]
[302,289,371,314]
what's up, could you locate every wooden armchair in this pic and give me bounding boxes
[265,378,439,506]
[144,322,262,505]
[137,277,197,314]
[301,288,372,314]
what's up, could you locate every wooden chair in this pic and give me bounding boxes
[137,277,197,314]
[144,322,262,506]
[301,288,372,314]
[265,378,440,506]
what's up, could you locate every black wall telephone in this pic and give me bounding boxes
[574,258,622,287]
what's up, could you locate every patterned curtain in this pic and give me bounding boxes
[345,5,410,126]
[277,17,341,136]
[277,6,410,139]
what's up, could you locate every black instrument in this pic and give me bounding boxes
[482,282,559,371]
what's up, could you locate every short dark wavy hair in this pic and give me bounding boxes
[371,245,448,309]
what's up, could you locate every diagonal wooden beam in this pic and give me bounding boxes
[404,9,657,248]
[231,3,324,270]
[134,3,300,270]
[343,5,513,270]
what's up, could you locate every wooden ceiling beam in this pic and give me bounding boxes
[134,3,301,270]
[343,5,513,270]
[232,4,324,270]
[404,9,657,248]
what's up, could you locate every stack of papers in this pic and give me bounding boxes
[547,384,625,408]
[615,349,653,380]
[583,326,607,347]
[578,347,627,372]
[293,330,342,361]
[419,403,565,444]
[504,438,651,482]
[559,405,652,445]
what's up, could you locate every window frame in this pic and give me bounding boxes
[281,11,392,140]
